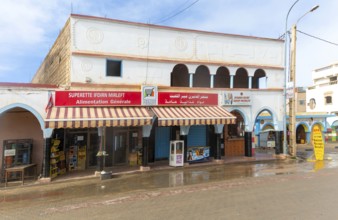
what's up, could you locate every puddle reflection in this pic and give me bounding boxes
[4,154,338,204]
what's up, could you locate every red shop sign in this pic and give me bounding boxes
[158,92,218,106]
[55,91,141,106]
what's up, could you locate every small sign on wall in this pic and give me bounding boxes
[5,149,16,157]
[142,85,158,106]
[223,91,252,106]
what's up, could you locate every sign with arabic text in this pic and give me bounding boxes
[55,91,141,106]
[312,124,325,161]
[158,92,218,106]
[223,91,251,106]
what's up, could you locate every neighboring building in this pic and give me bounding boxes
[306,62,338,141]
[1,14,288,181]
[296,87,307,113]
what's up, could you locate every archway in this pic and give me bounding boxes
[228,110,245,137]
[171,64,189,87]
[233,68,248,88]
[296,124,307,144]
[193,65,210,88]
[252,69,266,89]
[254,109,278,152]
[214,66,230,88]
[0,105,45,177]
[224,109,246,157]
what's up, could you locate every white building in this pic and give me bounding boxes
[1,14,288,181]
[306,62,338,141]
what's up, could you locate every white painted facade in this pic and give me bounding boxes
[70,15,284,88]
[67,15,286,133]
[0,86,52,137]
[306,62,338,114]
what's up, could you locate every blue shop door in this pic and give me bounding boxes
[188,125,207,146]
[155,127,170,160]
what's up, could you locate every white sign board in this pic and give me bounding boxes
[4,149,16,156]
[286,82,294,99]
[223,91,252,106]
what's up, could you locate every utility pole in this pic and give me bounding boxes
[289,24,297,156]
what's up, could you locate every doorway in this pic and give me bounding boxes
[113,131,128,164]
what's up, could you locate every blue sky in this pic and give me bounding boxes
[0,0,337,86]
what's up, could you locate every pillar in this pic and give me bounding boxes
[214,124,224,160]
[42,128,53,178]
[180,126,190,163]
[210,75,214,88]
[244,132,252,157]
[42,138,51,178]
[248,76,252,89]
[275,131,283,155]
[142,125,153,167]
[96,127,104,172]
[142,137,149,166]
[230,75,234,88]
[189,73,193,88]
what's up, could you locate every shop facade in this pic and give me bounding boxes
[1,14,291,181]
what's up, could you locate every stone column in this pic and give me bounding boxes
[214,124,224,160]
[141,125,152,168]
[180,126,190,163]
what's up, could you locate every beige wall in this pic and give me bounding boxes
[31,19,71,86]
[0,110,44,175]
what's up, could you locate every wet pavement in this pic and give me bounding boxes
[2,142,338,219]
[2,143,338,202]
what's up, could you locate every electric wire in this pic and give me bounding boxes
[297,30,338,46]
[154,0,200,24]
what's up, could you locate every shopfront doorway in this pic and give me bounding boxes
[113,131,127,164]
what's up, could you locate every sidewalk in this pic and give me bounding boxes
[1,151,281,189]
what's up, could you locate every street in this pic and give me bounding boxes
[1,144,338,219]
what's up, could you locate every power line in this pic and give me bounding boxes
[154,0,200,24]
[297,29,338,46]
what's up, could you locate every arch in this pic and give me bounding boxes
[331,120,338,127]
[311,122,325,131]
[254,107,279,132]
[227,109,246,137]
[193,65,210,88]
[252,69,266,89]
[214,66,230,88]
[0,103,44,130]
[233,68,248,88]
[296,122,310,132]
[171,64,189,87]
[296,123,307,144]
[262,123,274,131]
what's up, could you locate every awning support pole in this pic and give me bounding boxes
[214,124,224,160]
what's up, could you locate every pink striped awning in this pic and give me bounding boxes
[152,106,236,126]
[45,107,154,128]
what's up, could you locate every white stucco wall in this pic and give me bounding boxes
[69,16,284,88]
[225,90,284,131]
[0,88,50,129]
[306,85,337,113]
[71,17,284,67]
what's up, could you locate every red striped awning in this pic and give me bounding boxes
[152,106,236,126]
[45,107,154,128]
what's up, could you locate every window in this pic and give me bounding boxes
[325,96,332,104]
[299,100,305,105]
[106,60,122,77]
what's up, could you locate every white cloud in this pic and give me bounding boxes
[0,0,337,84]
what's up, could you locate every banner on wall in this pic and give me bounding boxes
[312,124,325,161]
[158,92,218,106]
[55,91,142,106]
